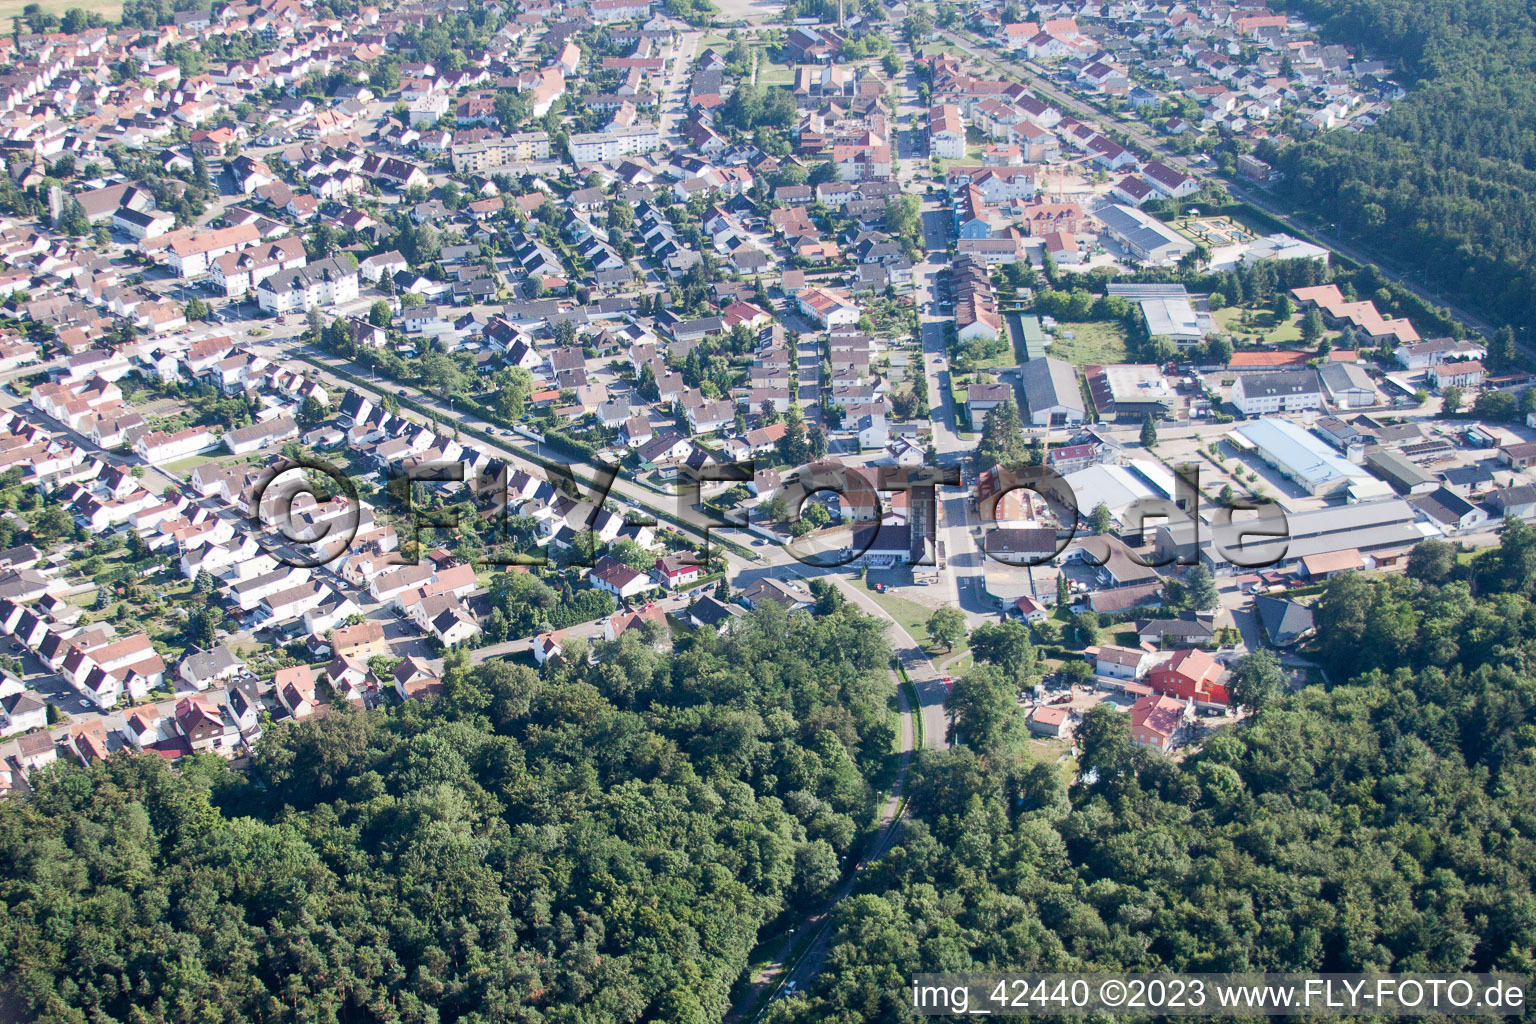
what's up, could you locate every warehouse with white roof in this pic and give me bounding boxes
[1063,460,1176,524]
[1231,417,1383,497]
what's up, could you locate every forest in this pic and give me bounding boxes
[771,527,1536,1021]
[11,520,1536,1022]
[0,602,896,1023]
[1259,0,1536,330]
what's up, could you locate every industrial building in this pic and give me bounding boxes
[1097,204,1196,265]
[1154,497,1438,575]
[1318,362,1377,409]
[1230,418,1377,497]
[1061,460,1176,524]
[1364,448,1438,495]
[1085,363,1178,420]
[1019,356,1085,427]
[1107,283,1212,346]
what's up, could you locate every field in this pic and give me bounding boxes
[1043,320,1129,365]
[0,0,121,21]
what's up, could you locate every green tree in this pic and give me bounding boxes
[1139,414,1158,448]
[1301,307,1324,344]
[369,299,392,327]
[926,605,966,652]
[1185,564,1218,611]
[1406,538,1458,584]
[1273,292,1293,320]
[944,664,1018,751]
[1441,384,1463,414]
[297,394,327,427]
[59,198,88,236]
[1474,389,1518,421]
[31,504,72,544]
[1089,502,1113,534]
[969,620,1037,688]
[975,397,1028,472]
[184,296,209,321]
[777,408,809,465]
[1228,648,1285,712]
[793,839,840,905]
[1489,325,1518,372]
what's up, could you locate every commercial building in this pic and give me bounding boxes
[1096,203,1195,265]
[1019,356,1085,427]
[1230,417,1369,496]
[1241,233,1329,265]
[1231,369,1323,416]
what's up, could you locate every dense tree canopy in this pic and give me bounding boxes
[1262,0,1536,330]
[15,519,1536,1023]
[771,529,1536,1020]
[0,603,897,1023]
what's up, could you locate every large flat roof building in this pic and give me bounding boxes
[1085,363,1178,420]
[1107,283,1212,345]
[1232,417,1371,496]
[1097,204,1196,265]
[1155,496,1437,574]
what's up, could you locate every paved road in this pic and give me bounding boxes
[721,45,970,1021]
[659,31,701,144]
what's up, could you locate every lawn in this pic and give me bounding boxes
[968,349,1015,371]
[0,0,121,20]
[159,454,216,477]
[1044,319,1129,366]
[1213,306,1307,345]
[1027,737,1076,779]
[756,61,794,87]
[863,581,970,660]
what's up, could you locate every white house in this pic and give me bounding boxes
[796,287,860,328]
[254,257,359,315]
